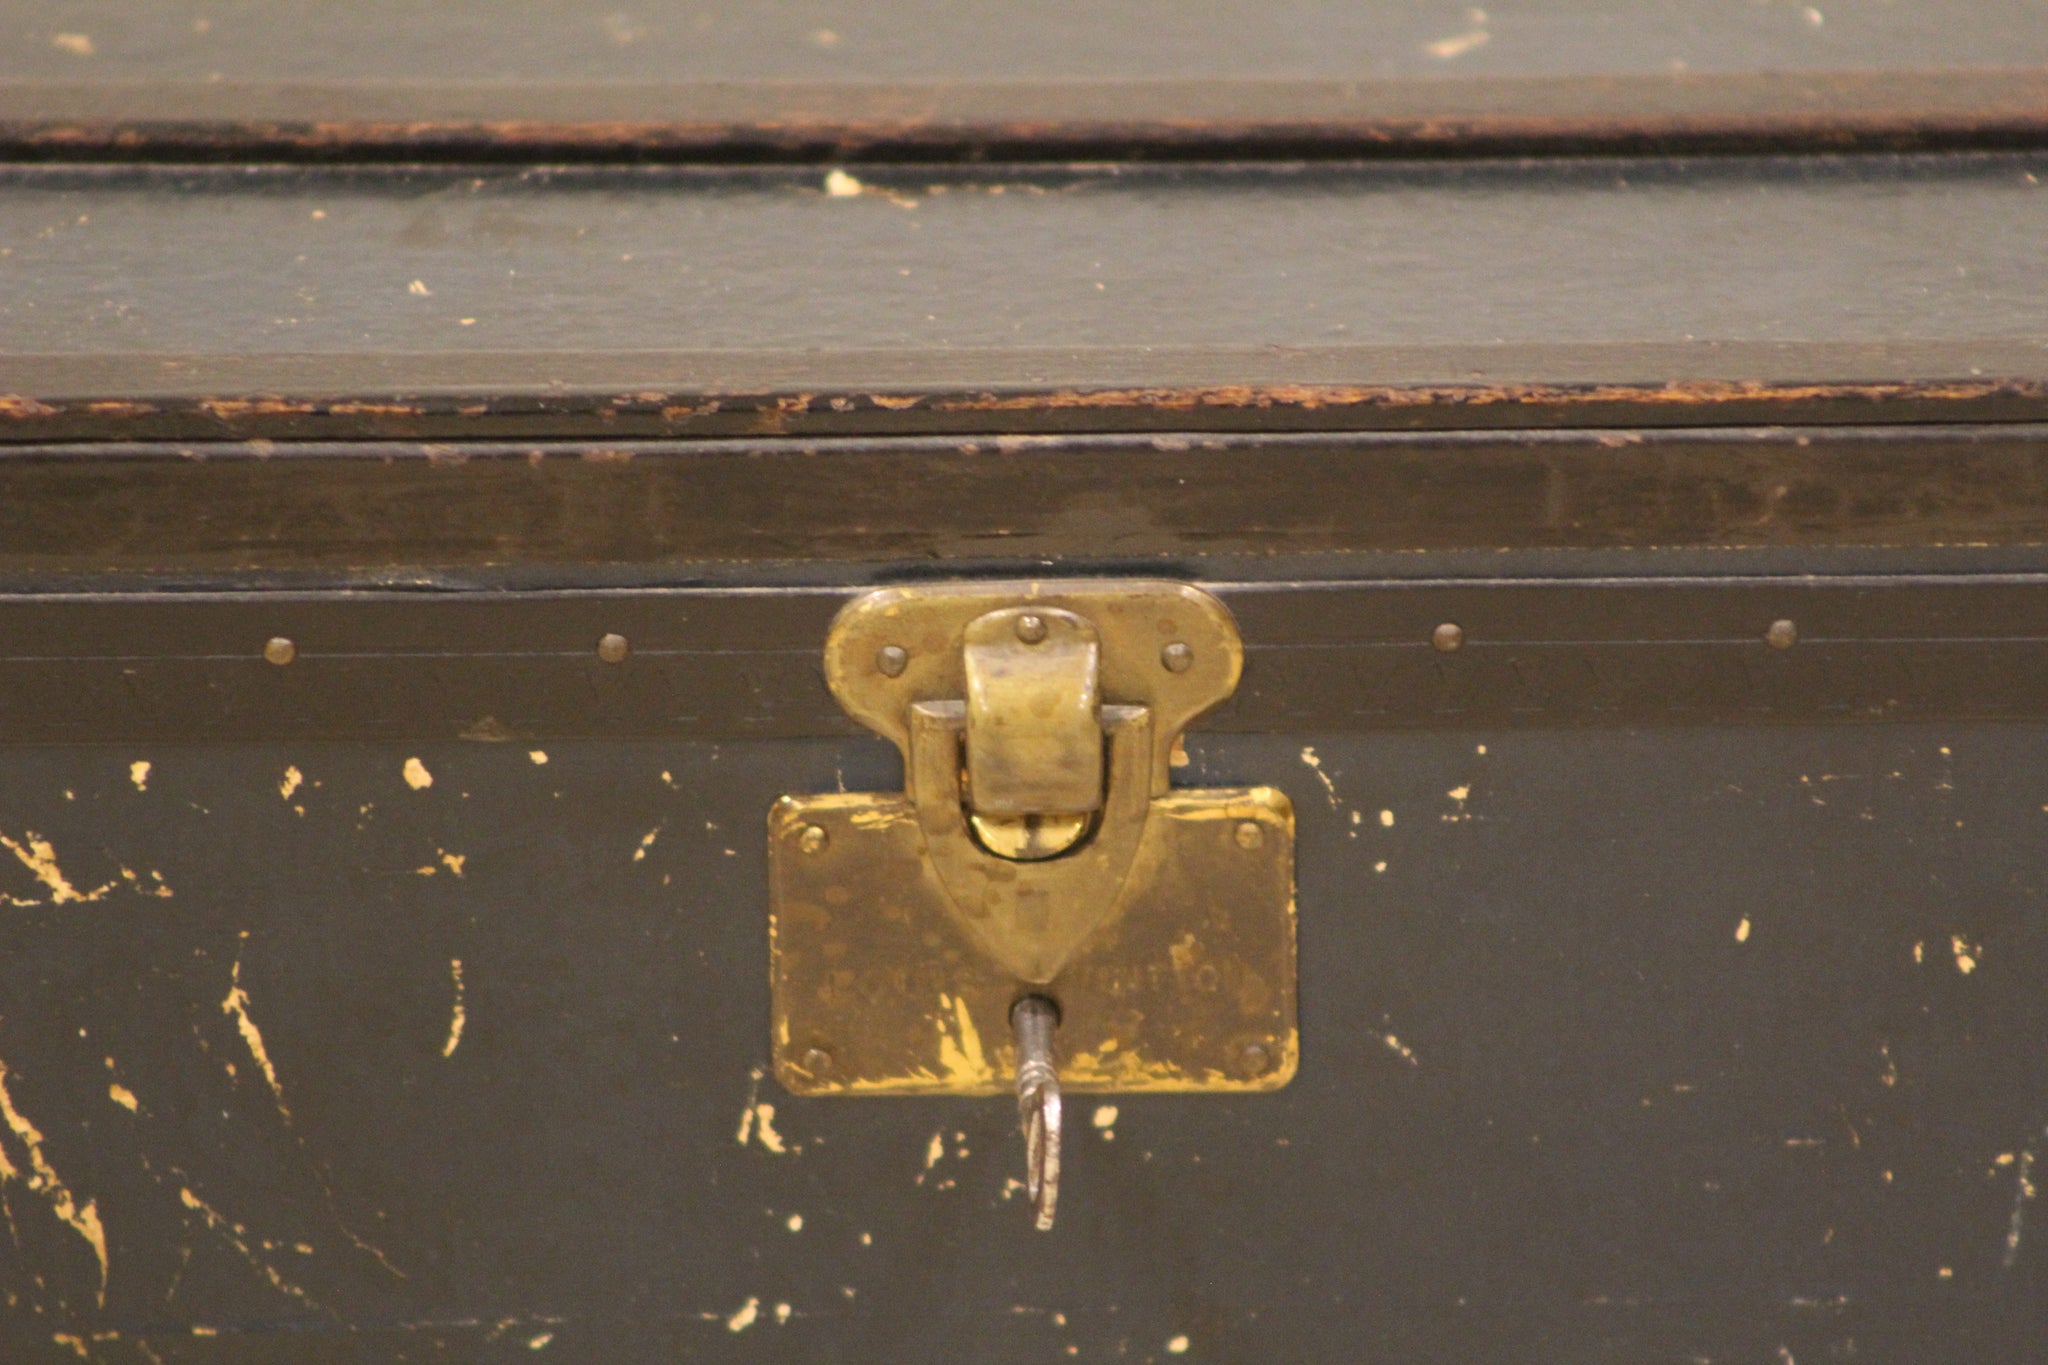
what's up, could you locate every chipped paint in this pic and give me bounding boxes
[279,766,303,799]
[403,757,433,790]
[118,865,174,898]
[107,1083,138,1112]
[775,1302,793,1324]
[786,1213,803,1232]
[1735,916,1752,943]
[439,850,467,877]
[442,959,466,1057]
[129,760,151,791]
[923,1131,946,1171]
[1382,1033,1419,1066]
[1379,809,1395,827]
[0,1056,109,1304]
[2,832,114,904]
[727,1297,760,1332]
[528,750,549,765]
[1426,26,1491,59]
[632,828,660,862]
[824,169,862,197]
[1167,1335,1191,1355]
[1092,1104,1119,1129]
[736,1068,788,1154]
[1297,746,1341,809]
[1951,934,1979,974]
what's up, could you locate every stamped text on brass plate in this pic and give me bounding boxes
[769,580,1298,1096]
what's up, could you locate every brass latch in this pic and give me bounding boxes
[768,581,1297,1222]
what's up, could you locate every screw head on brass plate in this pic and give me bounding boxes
[262,636,297,666]
[798,824,829,854]
[1234,821,1264,850]
[1766,619,1798,650]
[1161,641,1195,673]
[876,644,909,677]
[597,632,630,664]
[1432,622,1464,652]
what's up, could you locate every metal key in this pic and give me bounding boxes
[1010,995,1062,1231]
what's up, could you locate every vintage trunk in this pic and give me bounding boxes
[2,2,2048,1360]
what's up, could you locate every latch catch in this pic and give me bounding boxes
[769,580,1297,1108]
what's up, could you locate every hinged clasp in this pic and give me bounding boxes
[768,580,1297,1101]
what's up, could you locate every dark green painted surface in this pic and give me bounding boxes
[4,158,2048,440]
[2,0,2046,163]
[0,728,2045,1360]
[8,0,2046,84]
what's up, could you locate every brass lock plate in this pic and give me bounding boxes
[768,581,1297,1097]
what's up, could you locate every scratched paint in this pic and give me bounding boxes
[402,756,433,790]
[443,959,467,1057]
[279,765,303,799]
[1,831,113,903]
[178,1184,319,1308]
[934,993,992,1086]
[0,1056,109,1304]
[222,939,290,1120]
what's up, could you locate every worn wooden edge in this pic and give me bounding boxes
[5,343,2048,441]
[2,70,2047,160]
[3,577,2048,743]
[0,425,2046,575]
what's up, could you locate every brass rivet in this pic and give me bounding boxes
[802,1046,835,1075]
[798,824,829,854]
[1432,622,1464,652]
[1161,641,1195,673]
[876,644,909,677]
[262,636,296,666]
[1015,614,1048,645]
[1234,821,1264,850]
[597,632,630,664]
[1235,1042,1273,1078]
[1766,619,1798,650]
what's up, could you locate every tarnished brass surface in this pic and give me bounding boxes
[769,785,1296,1096]
[962,605,1102,818]
[822,580,1241,799]
[773,579,1294,1096]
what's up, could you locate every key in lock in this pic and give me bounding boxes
[768,581,1298,1229]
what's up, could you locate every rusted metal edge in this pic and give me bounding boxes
[5,344,2048,441]
[2,577,2048,743]
[2,70,2047,161]
[1,427,2047,576]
